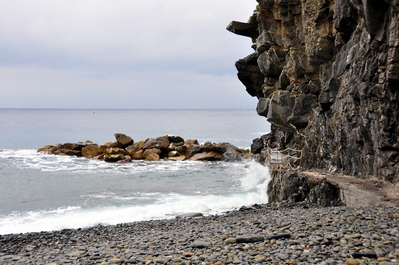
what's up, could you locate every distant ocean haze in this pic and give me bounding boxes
[0,109,271,235]
[0,109,270,149]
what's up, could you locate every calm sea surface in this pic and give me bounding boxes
[0,109,271,235]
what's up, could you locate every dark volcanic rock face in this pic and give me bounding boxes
[229,0,399,182]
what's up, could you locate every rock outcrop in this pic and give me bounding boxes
[228,0,399,205]
[38,133,251,163]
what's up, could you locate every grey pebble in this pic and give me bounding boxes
[0,203,398,265]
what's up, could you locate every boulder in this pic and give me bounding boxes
[218,143,244,161]
[168,142,183,151]
[185,144,203,158]
[184,139,199,145]
[37,144,59,154]
[82,145,101,158]
[203,141,223,153]
[156,135,170,149]
[142,138,157,150]
[101,141,119,149]
[125,144,141,155]
[145,153,160,161]
[167,155,186,161]
[131,150,144,160]
[105,148,126,155]
[104,154,125,162]
[53,143,82,156]
[189,152,223,161]
[167,151,180,157]
[143,148,162,159]
[114,133,134,148]
[175,145,188,155]
[168,135,185,143]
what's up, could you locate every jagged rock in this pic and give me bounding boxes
[235,53,264,98]
[267,169,343,207]
[226,14,258,39]
[114,133,134,148]
[228,0,399,182]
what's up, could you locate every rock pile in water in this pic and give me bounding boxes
[37,133,252,163]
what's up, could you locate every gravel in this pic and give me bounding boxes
[1,202,398,264]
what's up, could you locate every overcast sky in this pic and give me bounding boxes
[0,0,257,109]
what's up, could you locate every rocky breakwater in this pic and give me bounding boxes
[38,133,252,162]
[228,0,399,206]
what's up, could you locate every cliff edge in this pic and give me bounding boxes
[228,0,399,206]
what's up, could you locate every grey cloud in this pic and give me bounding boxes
[0,0,257,109]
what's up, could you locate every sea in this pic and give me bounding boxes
[0,109,271,235]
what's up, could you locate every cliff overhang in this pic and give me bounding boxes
[228,0,399,205]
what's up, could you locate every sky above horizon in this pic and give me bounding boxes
[0,0,258,109]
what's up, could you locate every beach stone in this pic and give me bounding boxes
[2,203,399,264]
[344,234,362,239]
[266,233,291,240]
[191,241,212,248]
[236,234,264,243]
[345,258,359,265]
[114,133,133,148]
[176,212,203,218]
[109,257,124,263]
[224,237,237,244]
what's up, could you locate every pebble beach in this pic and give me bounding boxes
[1,202,398,265]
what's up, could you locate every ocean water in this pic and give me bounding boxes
[0,109,271,235]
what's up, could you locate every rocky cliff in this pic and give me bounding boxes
[228,0,399,183]
[228,0,399,206]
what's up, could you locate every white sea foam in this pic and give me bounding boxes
[0,160,270,235]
